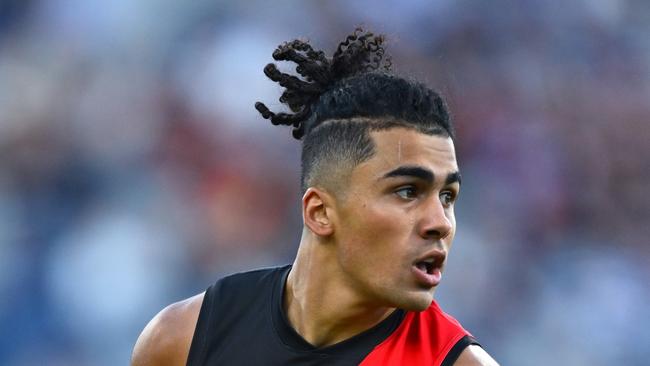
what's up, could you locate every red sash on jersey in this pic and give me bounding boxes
[359,301,470,366]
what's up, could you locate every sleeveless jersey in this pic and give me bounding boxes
[186,265,479,365]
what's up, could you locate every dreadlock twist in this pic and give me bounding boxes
[255,28,391,139]
[255,28,454,193]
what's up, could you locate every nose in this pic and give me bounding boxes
[418,196,452,240]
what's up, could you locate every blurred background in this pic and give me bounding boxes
[1,0,649,365]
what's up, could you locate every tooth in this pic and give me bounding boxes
[425,262,433,273]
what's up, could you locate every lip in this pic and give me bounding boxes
[412,265,442,287]
[412,249,446,287]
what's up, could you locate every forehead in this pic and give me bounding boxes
[358,128,458,180]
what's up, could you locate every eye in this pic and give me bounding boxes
[395,185,418,200]
[440,190,456,207]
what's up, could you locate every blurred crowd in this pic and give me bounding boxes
[1,1,648,365]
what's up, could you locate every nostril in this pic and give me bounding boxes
[425,229,446,239]
[425,229,441,238]
[424,228,450,240]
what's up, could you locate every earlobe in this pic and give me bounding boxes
[302,188,335,237]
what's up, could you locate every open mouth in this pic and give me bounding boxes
[412,252,445,287]
[415,260,435,274]
[414,251,445,273]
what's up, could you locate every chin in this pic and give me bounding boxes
[390,291,434,311]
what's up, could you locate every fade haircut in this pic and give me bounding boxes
[255,28,454,194]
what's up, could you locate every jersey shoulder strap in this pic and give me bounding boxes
[186,266,289,365]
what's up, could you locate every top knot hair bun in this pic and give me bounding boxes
[255,28,392,140]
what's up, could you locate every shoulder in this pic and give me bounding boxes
[453,345,499,366]
[130,292,205,366]
[130,266,288,366]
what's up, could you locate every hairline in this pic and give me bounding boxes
[302,117,451,198]
[310,116,452,136]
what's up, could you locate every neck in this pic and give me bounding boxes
[283,230,395,348]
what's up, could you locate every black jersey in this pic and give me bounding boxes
[186,265,478,366]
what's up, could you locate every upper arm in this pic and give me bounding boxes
[453,344,499,366]
[131,292,205,366]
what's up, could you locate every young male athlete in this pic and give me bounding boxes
[132,29,498,365]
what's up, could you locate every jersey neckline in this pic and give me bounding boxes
[270,265,405,358]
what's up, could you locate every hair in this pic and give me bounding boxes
[255,28,454,193]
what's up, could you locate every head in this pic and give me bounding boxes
[256,29,460,311]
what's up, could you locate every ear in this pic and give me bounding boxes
[302,187,335,237]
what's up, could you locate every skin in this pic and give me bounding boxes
[131,127,498,365]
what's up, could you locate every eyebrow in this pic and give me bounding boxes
[445,171,462,186]
[381,166,462,186]
[382,166,434,183]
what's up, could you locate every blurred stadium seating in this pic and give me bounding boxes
[0,1,648,365]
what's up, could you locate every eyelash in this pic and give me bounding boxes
[394,186,457,206]
[440,190,456,207]
[395,185,419,200]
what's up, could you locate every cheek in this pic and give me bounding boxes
[444,209,457,248]
[341,204,412,261]
[353,201,407,236]
[447,209,456,228]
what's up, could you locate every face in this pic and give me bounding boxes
[332,127,460,311]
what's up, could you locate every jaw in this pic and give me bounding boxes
[366,275,436,311]
[394,288,435,311]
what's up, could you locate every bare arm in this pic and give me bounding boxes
[131,293,204,366]
[453,344,499,366]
